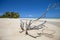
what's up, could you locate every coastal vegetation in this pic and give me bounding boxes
[0,12,20,18]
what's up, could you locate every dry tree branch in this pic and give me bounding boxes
[19,3,57,38]
[19,20,25,33]
[20,20,24,30]
[30,3,57,24]
[25,3,56,35]
[25,21,29,34]
[25,3,57,32]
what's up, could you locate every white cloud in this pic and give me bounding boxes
[28,14,32,17]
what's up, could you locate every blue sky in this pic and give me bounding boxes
[0,0,60,18]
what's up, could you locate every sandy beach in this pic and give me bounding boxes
[0,18,60,40]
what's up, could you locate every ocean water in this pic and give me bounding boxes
[20,18,60,22]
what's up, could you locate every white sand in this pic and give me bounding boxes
[0,18,60,40]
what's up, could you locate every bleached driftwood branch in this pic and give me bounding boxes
[19,3,57,38]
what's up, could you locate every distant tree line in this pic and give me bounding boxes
[0,12,20,18]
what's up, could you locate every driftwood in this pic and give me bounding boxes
[19,3,57,38]
[26,21,47,30]
[25,3,56,34]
